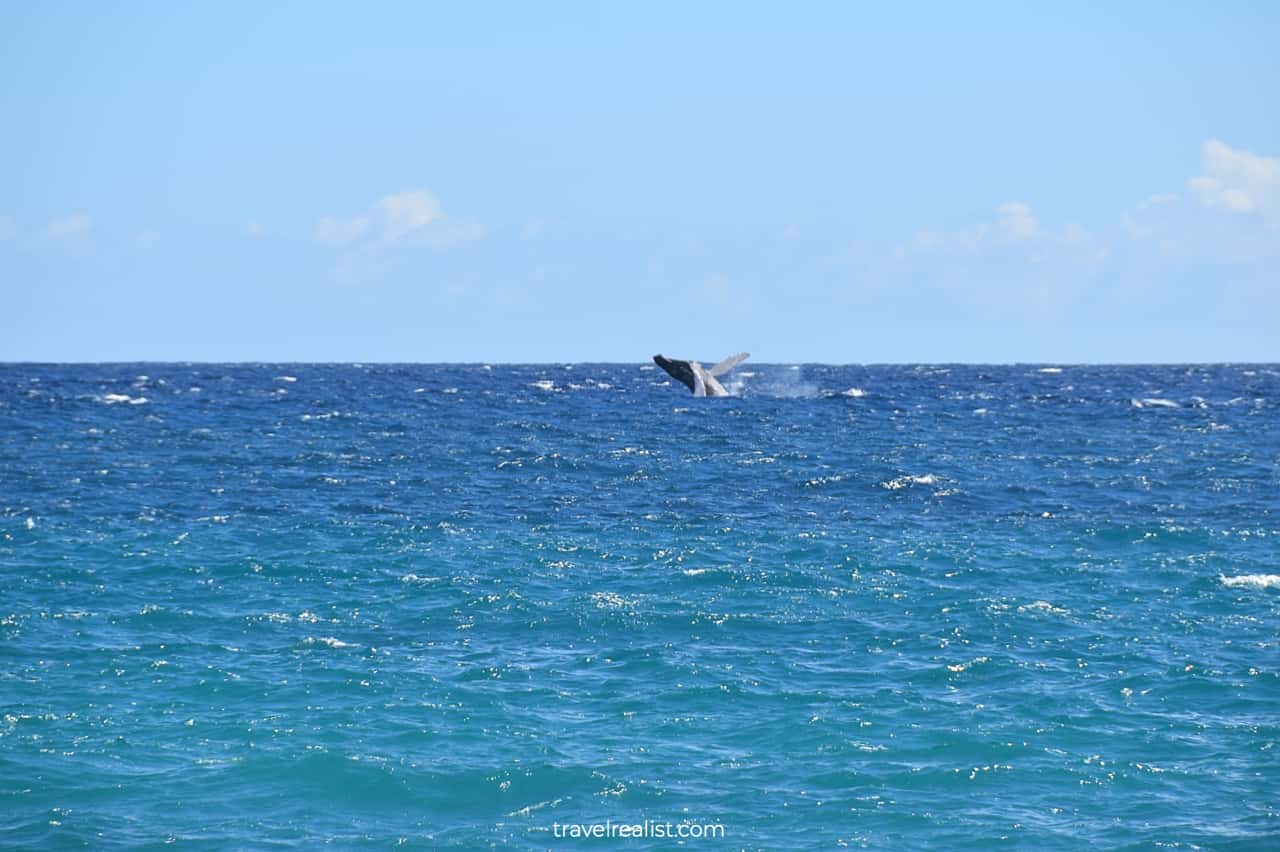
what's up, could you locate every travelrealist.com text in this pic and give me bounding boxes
[552,819,726,840]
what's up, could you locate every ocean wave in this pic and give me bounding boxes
[947,656,991,673]
[589,591,637,610]
[1132,398,1179,408]
[101,393,148,405]
[301,636,358,649]
[882,473,941,490]
[400,573,442,584]
[1018,600,1069,616]
[1220,574,1280,590]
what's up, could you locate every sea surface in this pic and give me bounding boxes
[1,363,1278,850]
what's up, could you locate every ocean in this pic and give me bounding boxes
[1,362,1277,849]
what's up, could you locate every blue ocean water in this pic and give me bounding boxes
[1,362,1278,849]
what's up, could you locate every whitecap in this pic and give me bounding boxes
[302,636,356,649]
[506,797,564,818]
[589,591,637,610]
[841,387,866,398]
[1037,367,1063,373]
[101,393,132,404]
[1018,600,1069,616]
[275,375,297,383]
[1220,574,1280,590]
[399,574,442,584]
[530,380,556,391]
[882,473,941,490]
[1132,398,1179,408]
[947,656,991,673]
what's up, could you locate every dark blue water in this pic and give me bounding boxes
[2,363,1278,849]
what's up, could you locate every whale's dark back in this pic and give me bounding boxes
[652,355,697,393]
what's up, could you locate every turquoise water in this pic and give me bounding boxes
[2,363,1278,849]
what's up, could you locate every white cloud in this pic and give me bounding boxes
[316,189,482,247]
[379,190,442,241]
[998,201,1039,239]
[908,200,1041,254]
[316,215,370,243]
[1189,139,1279,226]
[1122,193,1181,241]
[46,213,92,239]
[903,201,1105,267]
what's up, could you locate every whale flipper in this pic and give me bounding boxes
[708,352,749,377]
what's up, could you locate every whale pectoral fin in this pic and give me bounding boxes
[708,352,749,377]
[691,362,707,397]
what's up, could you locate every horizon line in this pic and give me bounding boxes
[2,359,1277,367]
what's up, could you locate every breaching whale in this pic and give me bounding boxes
[652,352,749,397]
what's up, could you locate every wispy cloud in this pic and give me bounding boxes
[1120,142,1279,259]
[1121,192,1180,242]
[905,201,1041,255]
[899,201,1105,266]
[46,213,92,240]
[316,189,483,247]
[379,190,441,241]
[316,215,370,244]
[1189,139,1279,227]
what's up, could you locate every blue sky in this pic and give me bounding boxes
[2,2,1277,362]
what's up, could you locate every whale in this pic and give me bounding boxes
[652,352,749,397]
